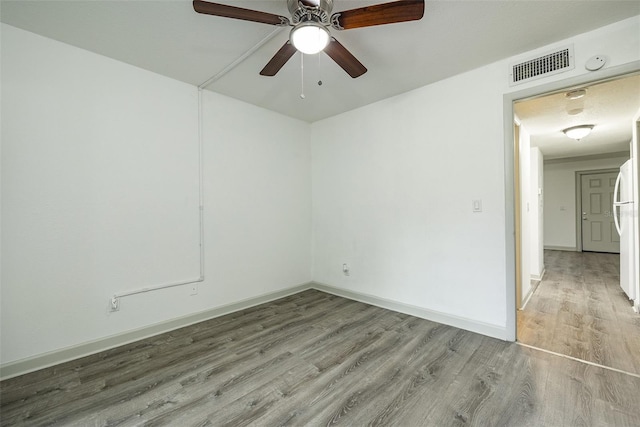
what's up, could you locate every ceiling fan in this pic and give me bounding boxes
[193,0,425,78]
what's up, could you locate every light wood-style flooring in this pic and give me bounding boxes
[518,250,640,375]
[2,289,640,426]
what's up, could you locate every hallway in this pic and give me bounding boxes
[518,250,640,375]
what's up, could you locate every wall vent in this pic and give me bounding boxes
[509,46,574,86]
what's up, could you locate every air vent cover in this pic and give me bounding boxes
[509,46,574,86]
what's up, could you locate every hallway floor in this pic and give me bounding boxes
[518,250,640,375]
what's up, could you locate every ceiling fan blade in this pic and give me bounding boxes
[193,0,289,26]
[260,42,298,76]
[330,0,424,30]
[324,39,367,78]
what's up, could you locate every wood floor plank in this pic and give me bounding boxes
[2,288,640,426]
[304,326,465,426]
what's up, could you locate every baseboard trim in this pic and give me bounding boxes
[310,282,507,341]
[0,283,312,381]
[531,267,546,281]
[544,245,578,252]
[520,280,540,311]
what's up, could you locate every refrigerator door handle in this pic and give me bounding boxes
[613,170,623,236]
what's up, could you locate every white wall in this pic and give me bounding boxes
[519,125,532,306]
[517,127,544,306]
[543,155,628,250]
[311,16,640,338]
[312,65,510,331]
[516,126,544,307]
[530,147,544,279]
[201,90,311,304]
[1,24,311,365]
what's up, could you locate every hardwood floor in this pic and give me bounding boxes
[518,250,640,375]
[2,289,640,426]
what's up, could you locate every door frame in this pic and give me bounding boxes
[575,168,620,252]
[514,123,523,309]
[503,60,640,342]
[633,112,640,312]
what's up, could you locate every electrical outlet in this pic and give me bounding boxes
[110,297,120,312]
[190,284,198,296]
[342,263,350,276]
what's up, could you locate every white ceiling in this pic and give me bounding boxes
[515,74,640,160]
[2,0,639,124]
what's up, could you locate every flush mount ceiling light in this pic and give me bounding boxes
[563,124,594,141]
[566,89,587,100]
[290,22,330,55]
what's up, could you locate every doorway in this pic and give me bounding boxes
[509,70,640,374]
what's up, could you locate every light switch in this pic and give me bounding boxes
[472,199,482,212]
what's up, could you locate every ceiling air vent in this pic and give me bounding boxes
[509,46,574,86]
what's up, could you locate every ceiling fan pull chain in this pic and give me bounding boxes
[300,53,306,99]
[318,53,323,86]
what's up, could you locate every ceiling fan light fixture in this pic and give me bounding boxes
[290,22,330,54]
[563,124,594,141]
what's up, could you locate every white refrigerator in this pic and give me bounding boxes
[614,159,636,300]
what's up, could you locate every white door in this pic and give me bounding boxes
[581,171,620,253]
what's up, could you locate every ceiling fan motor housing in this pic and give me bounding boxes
[288,0,333,24]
